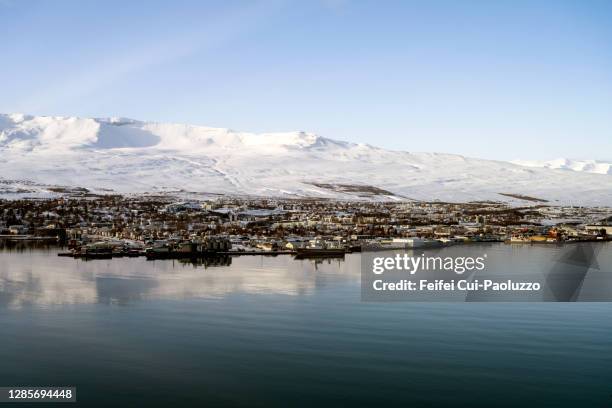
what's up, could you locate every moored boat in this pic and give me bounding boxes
[294,247,346,258]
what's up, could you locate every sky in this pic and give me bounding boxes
[1,0,611,161]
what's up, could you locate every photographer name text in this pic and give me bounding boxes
[372,279,541,292]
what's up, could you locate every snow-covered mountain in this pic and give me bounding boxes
[512,158,612,175]
[1,113,611,206]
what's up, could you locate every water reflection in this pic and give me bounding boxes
[0,247,360,308]
[1,243,610,308]
[0,240,60,251]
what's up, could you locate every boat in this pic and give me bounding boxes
[507,236,531,244]
[126,248,142,257]
[294,240,346,258]
[81,243,113,259]
[295,247,346,258]
[145,237,232,259]
[346,244,362,253]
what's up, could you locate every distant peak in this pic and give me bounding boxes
[512,158,612,175]
[0,113,358,153]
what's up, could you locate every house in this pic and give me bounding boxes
[585,225,612,235]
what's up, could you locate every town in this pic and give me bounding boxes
[0,194,610,259]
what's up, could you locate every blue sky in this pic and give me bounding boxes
[1,0,611,160]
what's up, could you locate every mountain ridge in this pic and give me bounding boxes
[1,113,611,206]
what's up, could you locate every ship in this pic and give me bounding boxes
[294,240,346,258]
[294,247,346,258]
[80,242,113,259]
[145,237,232,259]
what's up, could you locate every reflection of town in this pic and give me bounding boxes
[0,241,361,307]
[1,195,611,259]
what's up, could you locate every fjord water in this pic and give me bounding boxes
[0,243,611,407]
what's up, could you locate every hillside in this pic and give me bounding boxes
[1,113,611,206]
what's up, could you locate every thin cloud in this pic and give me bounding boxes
[22,2,281,113]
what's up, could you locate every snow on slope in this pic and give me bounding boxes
[1,113,612,206]
[512,158,612,175]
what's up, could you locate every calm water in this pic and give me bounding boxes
[0,243,611,407]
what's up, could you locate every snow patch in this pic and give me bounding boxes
[0,113,611,206]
